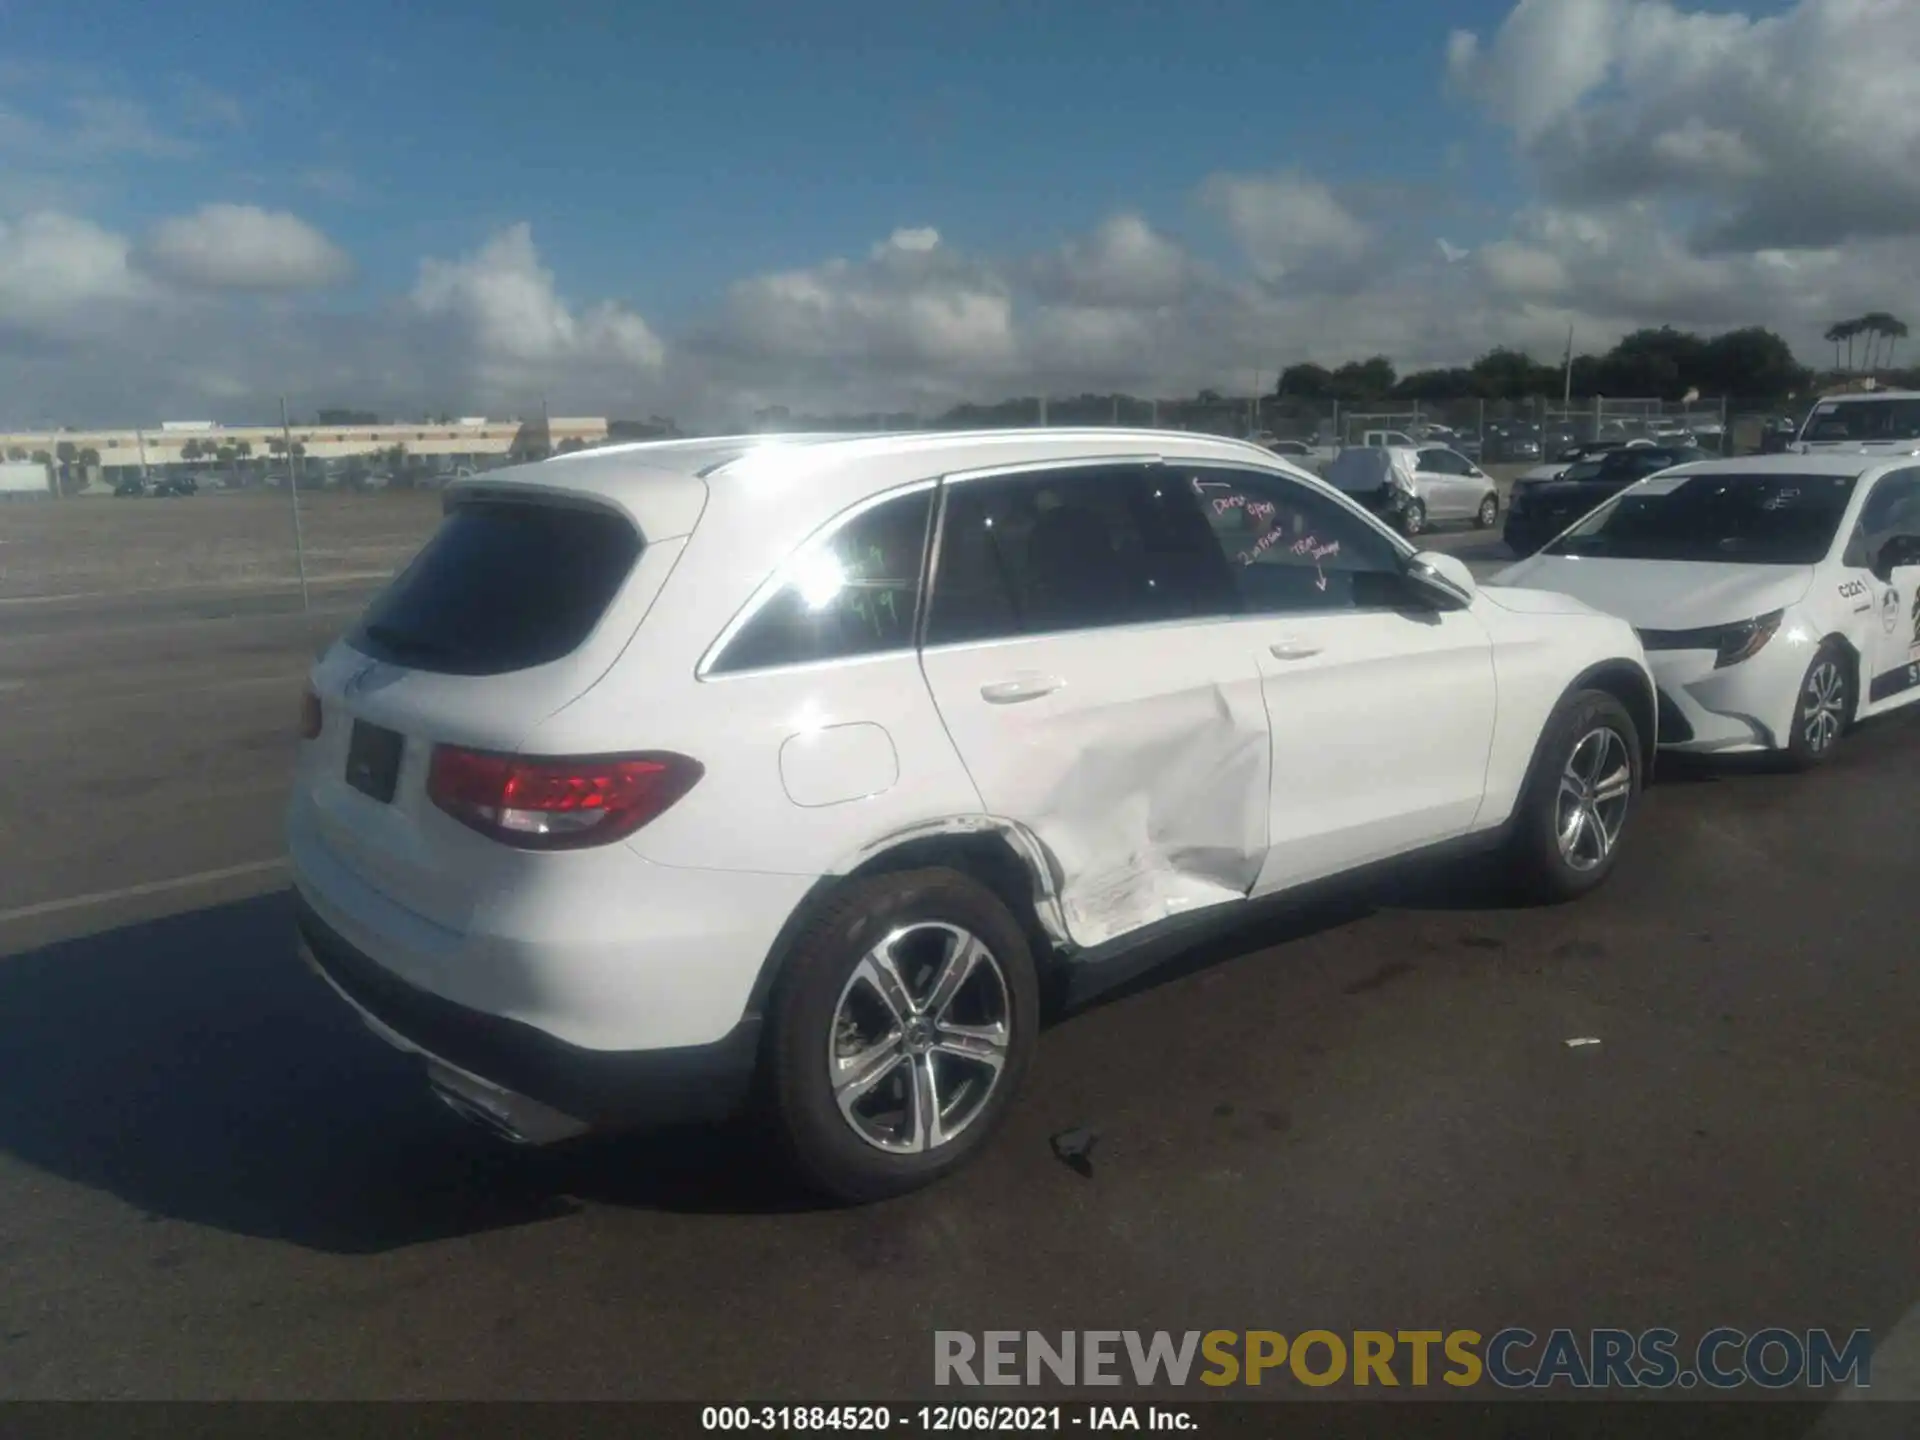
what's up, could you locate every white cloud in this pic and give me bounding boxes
[1030,213,1194,309]
[410,223,665,408]
[1201,172,1372,281]
[1449,0,1920,249]
[0,211,150,332]
[138,204,351,290]
[0,93,194,165]
[714,225,1016,380]
[1478,239,1569,298]
[879,226,940,254]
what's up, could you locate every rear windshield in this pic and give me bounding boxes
[348,499,641,675]
[1799,398,1920,444]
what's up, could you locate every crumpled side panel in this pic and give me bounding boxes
[1031,680,1269,949]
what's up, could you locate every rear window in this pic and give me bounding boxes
[348,499,641,675]
[707,489,933,675]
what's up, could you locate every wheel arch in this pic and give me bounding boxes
[741,818,1072,1024]
[1569,658,1659,775]
[1820,631,1865,723]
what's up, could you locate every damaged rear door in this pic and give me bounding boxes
[917,461,1272,949]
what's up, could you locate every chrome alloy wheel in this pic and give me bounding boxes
[828,922,1011,1154]
[1801,658,1846,754]
[1556,726,1633,872]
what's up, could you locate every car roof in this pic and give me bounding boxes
[444,427,1300,541]
[1656,452,1900,479]
[1810,389,1920,404]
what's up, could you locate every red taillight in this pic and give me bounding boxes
[300,687,323,740]
[426,746,703,849]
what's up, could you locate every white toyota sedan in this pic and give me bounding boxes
[1494,452,1920,767]
[289,429,1654,1200]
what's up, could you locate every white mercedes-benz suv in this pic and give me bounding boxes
[288,429,1656,1200]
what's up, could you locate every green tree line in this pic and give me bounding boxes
[1275,325,1827,406]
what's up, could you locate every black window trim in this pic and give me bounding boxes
[915,454,1422,652]
[699,451,1421,674]
[695,478,938,681]
[919,453,1211,653]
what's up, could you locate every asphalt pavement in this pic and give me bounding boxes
[1,564,1917,1414]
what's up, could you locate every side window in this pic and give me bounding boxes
[1183,468,1406,615]
[925,464,1235,645]
[709,488,932,674]
[1847,470,1920,568]
[1417,448,1462,475]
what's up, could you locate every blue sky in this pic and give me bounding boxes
[0,0,1910,424]
[5,0,1522,315]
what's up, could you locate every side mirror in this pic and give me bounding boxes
[1874,535,1920,580]
[1404,550,1477,610]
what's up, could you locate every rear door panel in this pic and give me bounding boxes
[921,625,1271,948]
[916,462,1271,949]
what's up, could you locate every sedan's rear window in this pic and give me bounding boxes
[348,499,641,674]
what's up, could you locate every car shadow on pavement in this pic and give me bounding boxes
[0,891,817,1254]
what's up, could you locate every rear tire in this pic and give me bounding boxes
[1399,498,1427,538]
[1783,642,1852,770]
[1475,493,1499,529]
[1505,689,1642,903]
[764,868,1039,1203]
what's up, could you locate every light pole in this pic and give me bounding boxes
[282,396,309,613]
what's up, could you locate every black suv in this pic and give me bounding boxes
[1503,444,1709,557]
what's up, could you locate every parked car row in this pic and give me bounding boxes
[287,416,1920,1202]
[114,473,200,497]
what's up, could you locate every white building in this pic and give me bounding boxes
[0,416,611,475]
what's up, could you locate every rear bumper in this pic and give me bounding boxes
[296,898,761,1136]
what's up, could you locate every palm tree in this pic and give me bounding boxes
[1885,315,1910,370]
[1825,321,1848,372]
[1859,312,1904,373]
[1853,314,1882,372]
[1843,316,1873,374]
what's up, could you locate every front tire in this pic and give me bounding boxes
[1399,498,1427,538]
[1475,493,1500,529]
[1784,642,1852,770]
[764,868,1040,1203]
[1505,689,1642,903]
